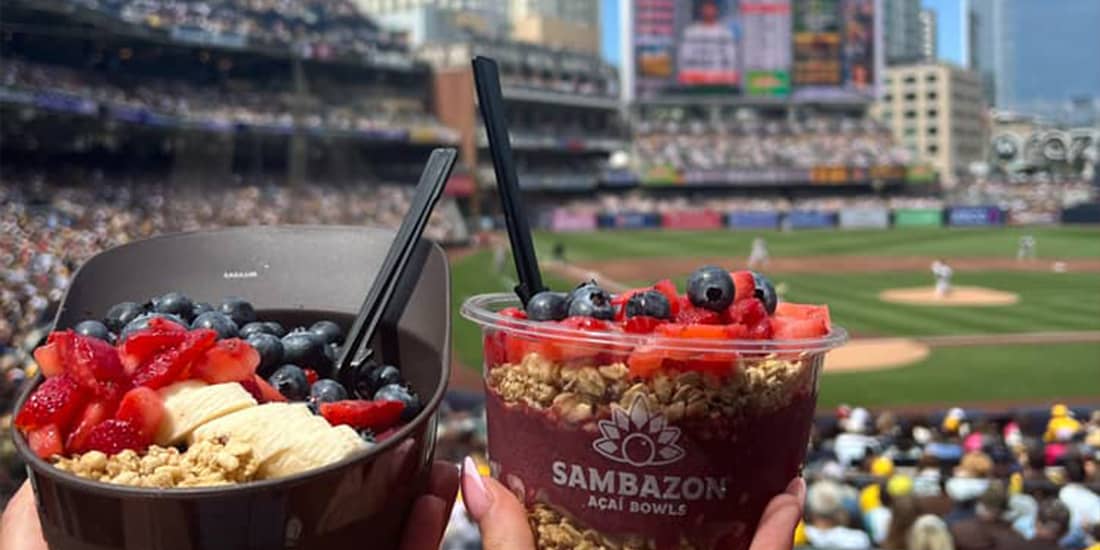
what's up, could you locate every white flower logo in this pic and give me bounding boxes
[593,395,685,467]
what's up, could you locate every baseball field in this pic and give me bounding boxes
[449,226,1100,409]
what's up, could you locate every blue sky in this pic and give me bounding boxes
[599,0,965,67]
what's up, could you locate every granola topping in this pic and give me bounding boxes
[53,436,259,488]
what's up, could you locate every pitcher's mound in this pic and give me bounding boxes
[879,286,1019,306]
[825,338,931,372]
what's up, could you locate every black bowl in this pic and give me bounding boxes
[11,226,451,549]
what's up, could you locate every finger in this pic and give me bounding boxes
[461,456,536,550]
[748,478,805,550]
[399,494,450,550]
[1,482,48,550]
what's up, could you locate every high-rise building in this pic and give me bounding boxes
[883,0,923,65]
[968,0,1100,119]
[918,8,936,62]
[873,63,987,185]
[357,0,599,54]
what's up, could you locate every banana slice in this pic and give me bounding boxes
[191,403,319,465]
[156,381,257,446]
[260,422,368,478]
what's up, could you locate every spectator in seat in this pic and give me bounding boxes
[836,407,879,467]
[880,491,921,549]
[914,453,945,498]
[908,514,956,550]
[946,452,994,525]
[804,480,873,549]
[1046,405,1082,443]
[951,481,1035,550]
[1059,458,1100,549]
[1030,499,1070,549]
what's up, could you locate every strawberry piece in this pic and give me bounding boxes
[85,419,146,454]
[14,374,88,432]
[132,329,217,389]
[303,368,319,385]
[685,351,739,376]
[33,341,65,378]
[775,303,831,327]
[118,319,187,373]
[558,316,610,332]
[114,387,165,441]
[66,333,128,400]
[191,338,260,384]
[239,375,288,403]
[320,400,405,431]
[483,331,508,367]
[731,271,756,302]
[726,298,768,326]
[658,323,729,339]
[652,279,681,316]
[27,424,64,459]
[627,346,665,378]
[498,307,527,320]
[770,317,829,339]
[66,400,111,454]
[675,305,723,325]
[623,316,664,334]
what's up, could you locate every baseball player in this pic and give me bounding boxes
[1017,234,1037,261]
[931,259,953,298]
[748,237,770,270]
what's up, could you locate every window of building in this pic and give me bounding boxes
[928,145,939,154]
[884,94,893,102]
[905,127,917,136]
[904,93,916,101]
[904,76,916,84]
[927,92,938,100]
[926,74,938,82]
[904,110,916,119]
[927,127,938,136]
[927,109,938,118]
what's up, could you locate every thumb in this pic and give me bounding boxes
[460,456,536,550]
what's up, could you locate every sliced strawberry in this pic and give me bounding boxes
[652,279,681,317]
[191,338,260,384]
[483,331,508,367]
[66,400,111,454]
[627,346,665,378]
[85,419,146,454]
[675,305,723,325]
[118,319,187,373]
[623,316,664,334]
[775,303,831,326]
[240,375,288,403]
[658,323,729,339]
[27,424,64,459]
[67,333,128,400]
[132,329,217,389]
[14,374,88,432]
[303,368,319,385]
[114,387,165,441]
[771,317,829,339]
[726,298,768,326]
[685,351,739,376]
[33,341,65,378]
[731,271,756,302]
[558,316,610,332]
[498,307,527,320]
[320,400,405,431]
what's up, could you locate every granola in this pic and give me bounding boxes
[54,436,259,488]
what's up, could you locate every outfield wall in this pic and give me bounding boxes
[543,205,1096,231]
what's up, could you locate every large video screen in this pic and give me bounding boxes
[633,0,878,100]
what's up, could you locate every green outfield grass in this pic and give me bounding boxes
[450,226,1100,406]
[534,226,1100,261]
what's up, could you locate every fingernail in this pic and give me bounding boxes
[785,477,806,504]
[462,456,493,520]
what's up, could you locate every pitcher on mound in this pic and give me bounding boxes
[748,237,770,270]
[931,259,953,298]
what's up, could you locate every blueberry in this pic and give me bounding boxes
[191,311,239,339]
[121,313,187,340]
[263,321,287,338]
[268,364,309,401]
[309,379,348,403]
[307,400,320,415]
[324,343,341,364]
[566,283,614,320]
[281,331,329,375]
[355,363,402,398]
[374,383,421,421]
[310,320,344,345]
[191,302,215,319]
[104,302,145,333]
[74,320,111,341]
[247,333,284,376]
[624,290,672,319]
[686,266,735,311]
[152,292,195,321]
[358,429,376,443]
[526,291,569,321]
[239,322,274,339]
[752,272,778,314]
[218,297,257,326]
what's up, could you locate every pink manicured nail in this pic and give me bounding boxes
[462,456,493,519]
[785,477,806,504]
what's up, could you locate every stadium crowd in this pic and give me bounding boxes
[2,59,456,139]
[60,0,404,57]
[0,175,469,498]
[547,193,947,216]
[633,117,913,172]
[952,180,1097,217]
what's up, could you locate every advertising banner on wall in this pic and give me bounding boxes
[786,210,836,228]
[550,209,598,232]
[948,206,1003,227]
[662,210,724,229]
[838,208,889,228]
[727,211,781,229]
[893,208,942,227]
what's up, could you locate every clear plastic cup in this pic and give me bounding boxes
[462,293,847,550]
